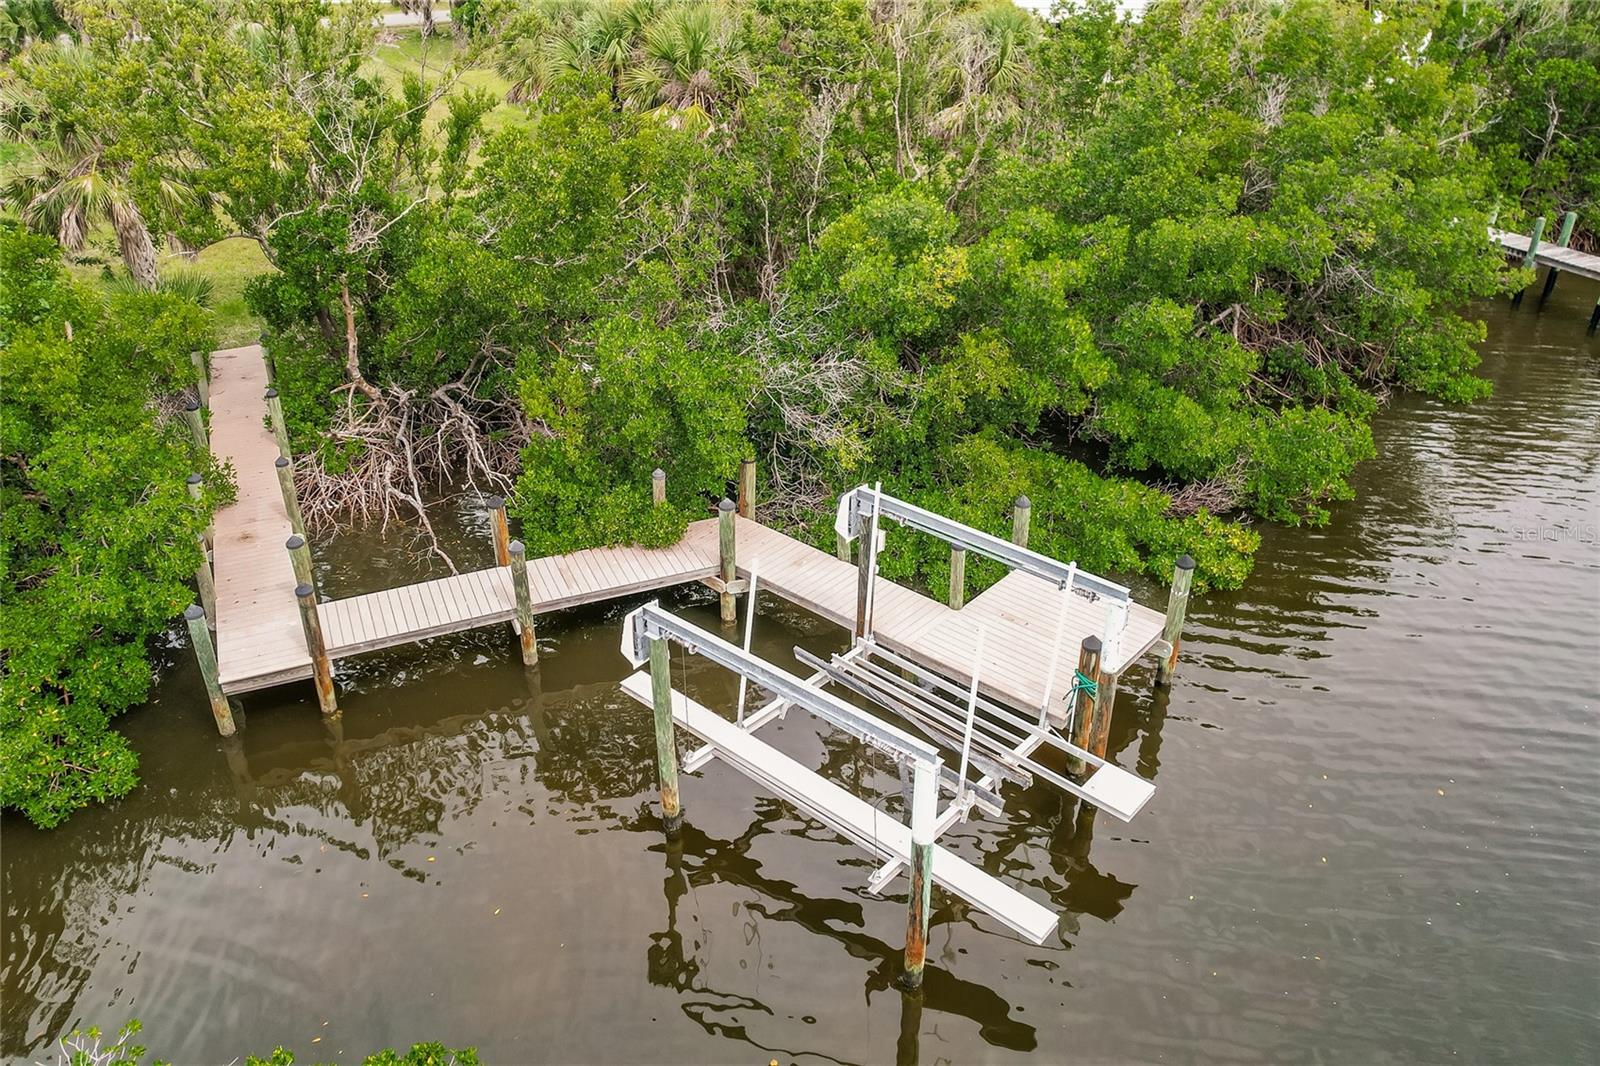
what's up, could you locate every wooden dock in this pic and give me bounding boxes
[199,346,1175,717]
[1490,226,1600,282]
[683,517,1166,724]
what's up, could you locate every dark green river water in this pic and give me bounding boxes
[4,284,1598,1064]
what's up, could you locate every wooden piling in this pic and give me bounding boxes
[855,507,875,641]
[901,758,936,990]
[286,534,315,591]
[1510,215,1546,308]
[1590,294,1600,336]
[191,350,209,408]
[718,497,737,624]
[836,534,851,562]
[652,467,666,506]
[948,546,967,609]
[183,398,207,453]
[187,472,211,550]
[193,532,218,631]
[738,458,756,519]
[184,605,235,736]
[1068,636,1101,775]
[1089,671,1118,760]
[1011,495,1031,549]
[648,635,683,832]
[487,495,511,567]
[1154,554,1196,686]
[509,538,538,666]
[295,582,337,714]
[264,388,291,458]
[1537,211,1578,310]
[275,455,306,536]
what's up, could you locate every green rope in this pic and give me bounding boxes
[1070,671,1098,697]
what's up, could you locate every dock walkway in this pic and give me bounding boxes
[203,346,1168,711]
[684,518,1166,723]
[1489,226,1600,281]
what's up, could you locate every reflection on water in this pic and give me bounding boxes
[4,284,1599,1064]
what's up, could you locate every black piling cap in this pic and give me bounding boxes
[718,497,736,512]
[509,538,525,555]
[487,495,506,510]
[275,455,290,469]
[1014,495,1031,509]
[265,387,278,399]
[186,472,203,486]
[286,534,305,550]
[185,397,201,412]
[1176,554,1196,571]
[184,604,206,622]
[295,582,314,599]
[1081,635,1103,653]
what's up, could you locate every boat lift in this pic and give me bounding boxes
[616,490,1157,986]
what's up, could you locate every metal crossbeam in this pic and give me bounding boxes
[622,602,942,769]
[834,485,1130,603]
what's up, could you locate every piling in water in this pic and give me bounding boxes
[295,582,337,715]
[1536,211,1578,310]
[275,455,306,536]
[487,495,511,567]
[648,635,683,832]
[718,498,737,624]
[1068,636,1102,775]
[901,759,936,989]
[509,539,538,666]
[1511,216,1546,308]
[184,605,235,736]
[1155,554,1196,686]
[286,534,314,591]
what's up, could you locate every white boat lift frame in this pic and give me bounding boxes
[616,488,1162,987]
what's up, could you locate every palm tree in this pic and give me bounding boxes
[933,0,1041,139]
[621,3,753,128]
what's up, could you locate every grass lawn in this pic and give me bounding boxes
[65,236,272,349]
[369,26,528,138]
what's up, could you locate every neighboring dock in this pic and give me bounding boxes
[1489,215,1600,331]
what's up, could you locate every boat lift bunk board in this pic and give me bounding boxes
[619,602,1058,945]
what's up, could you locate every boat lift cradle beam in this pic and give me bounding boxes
[835,485,1132,604]
[619,602,1058,982]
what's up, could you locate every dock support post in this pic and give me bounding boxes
[183,398,207,453]
[191,351,209,408]
[1590,295,1600,336]
[901,758,936,990]
[855,504,875,641]
[295,582,337,715]
[1536,211,1578,310]
[1510,216,1546,308]
[718,497,737,624]
[286,534,315,591]
[509,538,538,666]
[1089,672,1119,760]
[737,457,756,519]
[487,495,511,567]
[652,467,666,506]
[1154,554,1196,686]
[275,455,306,536]
[948,546,967,609]
[264,388,291,458]
[1011,495,1031,549]
[1068,636,1102,774]
[184,605,235,736]
[187,472,211,551]
[648,635,683,832]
